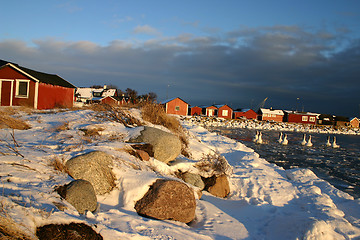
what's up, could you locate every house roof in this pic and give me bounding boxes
[0,59,76,88]
[260,108,284,115]
[283,110,319,116]
[161,97,189,105]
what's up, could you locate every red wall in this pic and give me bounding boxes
[234,110,257,119]
[217,105,233,119]
[190,106,202,116]
[0,66,35,107]
[261,114,283,122]
[206,106,217,117]
[37,83,74,109]
[101,96,118,106]
[165,98,188,116]
[287,114,316,125]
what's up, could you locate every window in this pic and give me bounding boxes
[222,110,228,116]
[309,117,316,122]
[15,80,29,98]
[302,116,308,122]
[175,106,180,111]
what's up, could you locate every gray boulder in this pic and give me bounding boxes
[135,179,196,223]
[58,179,98,214]
[129,127,181,163]
[181,172,205,190]
[65,151,115,195]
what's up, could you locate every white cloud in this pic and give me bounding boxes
[132,25,161,36]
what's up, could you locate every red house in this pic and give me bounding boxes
[215,104,233,119]
[234,109,257,120]
[162,97,189,116]
[258,108,284,122]
[190,106,202,116]
[0,60,76,109]
[203,105,218,117]
[100,95,130,106]
[283,111,318,125]
[350,117,360,128]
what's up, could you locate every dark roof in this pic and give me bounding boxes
[0,59,76,88]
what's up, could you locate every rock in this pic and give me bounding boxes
[136,149,150,161]
[129,127,181,163]
[131,143,154,157]
[57,179,98,214]
[203,174,230,198]
[135,179,196,223]
[65,151,115,195]
[36,222,103,240]
[181,172,205,190]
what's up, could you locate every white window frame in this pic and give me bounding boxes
[15,79,30,98]
[302,116,308,122]
[309,117,316,122]
[175,106,180,111]
[222,110,228,116]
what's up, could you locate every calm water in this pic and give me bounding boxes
[211,128,360,199]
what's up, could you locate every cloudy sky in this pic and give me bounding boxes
[1,0,360,117]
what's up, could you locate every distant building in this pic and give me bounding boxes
[75,85,117,104]
[234,109,257,120]
[189,106,202,116]
[215,104,233,119]
[283,111,319,125]
[100,95,130,106]
[317,114,335,126]
[0,59,76,109]
[203,105,218,117]
[258,108,284,122]
[162,97,189,116]
[350,117,360,128]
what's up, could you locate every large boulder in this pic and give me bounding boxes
[135,179,196,223]
[129,127,181,164]
[36,222,103,240]
[57,179,98,214]
[203,174,230,198]
[65,151,115,195]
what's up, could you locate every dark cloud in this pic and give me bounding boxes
[1,26,359,117]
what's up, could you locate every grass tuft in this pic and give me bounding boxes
[0,110,30,130]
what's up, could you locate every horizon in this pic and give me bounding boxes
[1,1,360,117]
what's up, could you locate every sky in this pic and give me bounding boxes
[1,0,360,117]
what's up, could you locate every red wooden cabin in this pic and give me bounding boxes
[215,104,233,119]
[162,97,189,116]
[203,105,218,117]
[0,60,76,109]
[190,106,202,116]
[234,109,257,120]
[258,108,284,122]
[283,111,318,125]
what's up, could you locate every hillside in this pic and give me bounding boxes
[0,106,360,239]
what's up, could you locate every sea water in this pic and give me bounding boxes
[211,127,360,199]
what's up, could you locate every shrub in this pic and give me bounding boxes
[0,111,30,130]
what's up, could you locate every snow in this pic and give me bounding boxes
[1,108,360,239]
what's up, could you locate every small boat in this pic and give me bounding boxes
[306,135,313,147]
[325,136,331,147]
[257,132,263,144]
[281,134,288,145]
[301,134,307,146]
[332,136,340,148]
[253,131,259,142]
[278,132,283,143]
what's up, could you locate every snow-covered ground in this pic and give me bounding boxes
[184,116,360,135]
[1,108,360,239]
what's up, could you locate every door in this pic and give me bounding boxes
[1,80,13,106]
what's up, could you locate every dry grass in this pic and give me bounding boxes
[141,102,190,157]
[195,153,233,177]
[91,104,143,127]
[0,215,35,240]
[0,111,30,130]
[53,122,69,132]
[49,156,69,173]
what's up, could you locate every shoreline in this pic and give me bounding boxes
[182,116,360,135]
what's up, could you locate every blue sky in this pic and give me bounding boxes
[1,1,360,116]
